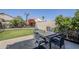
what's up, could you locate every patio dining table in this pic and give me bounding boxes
[34,30,65,49]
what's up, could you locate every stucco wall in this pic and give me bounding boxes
[35,21,56,31]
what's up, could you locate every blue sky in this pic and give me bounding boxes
[0,9,76,20]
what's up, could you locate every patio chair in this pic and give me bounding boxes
[34,32,48,48]
[49,33,65,48]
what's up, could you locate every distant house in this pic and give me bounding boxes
[0,13,14,28]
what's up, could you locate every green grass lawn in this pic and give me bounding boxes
[0,29,34,41]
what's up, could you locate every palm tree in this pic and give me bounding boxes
[41,16,45,21]
[25,12,30,21]
[25,12,30,26]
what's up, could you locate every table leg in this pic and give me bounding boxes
[49,41,51,49]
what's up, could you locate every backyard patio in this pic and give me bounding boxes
[0,34,79,49]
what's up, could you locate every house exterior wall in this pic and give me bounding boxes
[35,20,56,31]
[0,13,14,28]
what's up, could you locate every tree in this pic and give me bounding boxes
[55,10,79,42]
[55,15,64,32]
[25,12,30,21]
[41,16,45,21]
[71,10,79,30]
[55,15,72,39]
[10,16,24,28]
[55,15,71,32]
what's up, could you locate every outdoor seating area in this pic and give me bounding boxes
[34,29,65,49]
[34,29,79,49]
[5,37,79,49]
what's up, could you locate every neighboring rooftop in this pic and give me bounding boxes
[0,13,14,21]
[34,18,44,22]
